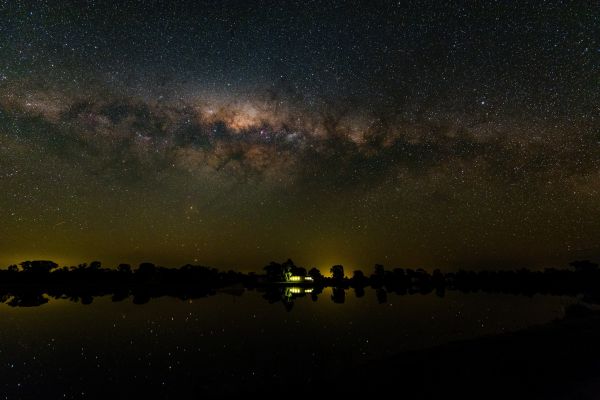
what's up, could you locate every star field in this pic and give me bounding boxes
[0,0,598,270]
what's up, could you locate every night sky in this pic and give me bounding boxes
[0,1,598,271]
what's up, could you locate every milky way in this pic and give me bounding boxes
[0,1,598,270]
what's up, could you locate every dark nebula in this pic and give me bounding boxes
[0,1,598,270]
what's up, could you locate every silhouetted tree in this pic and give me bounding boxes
[135,262,157,281]
[263,261,284,281]
[274,259,308,279]
[292,266,307,277]
[352,270,365,281]
[19,260,58,274]
[118,264,132,274]
[89,261,102,270]
[9,258,600,309]
[282,259,295,280]
[330,265,345,281]
[374,264,385,278]
[308,267,323,281]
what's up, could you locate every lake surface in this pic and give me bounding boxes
[0,288,577,398]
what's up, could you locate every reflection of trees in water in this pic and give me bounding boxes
[331,287,345,304]
[354,286,365,298]
[376,288,387,304]
[261,285,315,311]
[1,259,600,307]
[6,293,49,307]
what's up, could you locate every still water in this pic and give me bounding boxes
[0,288,575,398]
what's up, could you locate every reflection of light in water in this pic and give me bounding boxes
[284,287,313,297]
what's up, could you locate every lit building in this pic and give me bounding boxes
[286,275,314,283]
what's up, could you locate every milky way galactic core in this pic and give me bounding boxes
[1,1,598,269]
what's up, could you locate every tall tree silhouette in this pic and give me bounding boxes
[330,265,344,281]
[263,261,284,281]
[308,267,323,281]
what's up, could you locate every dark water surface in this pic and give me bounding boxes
[0,289,577,398]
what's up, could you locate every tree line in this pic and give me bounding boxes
[0,258,599,307]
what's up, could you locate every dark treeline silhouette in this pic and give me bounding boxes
[1,258,600,308]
